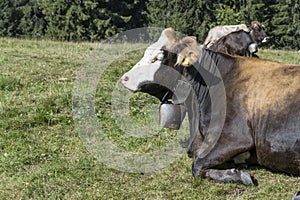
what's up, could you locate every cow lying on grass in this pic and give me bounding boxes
[206,21,269,57]
[121,28,300,185]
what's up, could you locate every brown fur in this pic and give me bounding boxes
[225,57,300,174]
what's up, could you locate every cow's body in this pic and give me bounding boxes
[190,50,300,178]
[121,28,300,185]
[203,24,249,48]
[207,21,269,57]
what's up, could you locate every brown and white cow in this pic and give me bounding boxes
[121,28,300,185]
[207,21,269,57]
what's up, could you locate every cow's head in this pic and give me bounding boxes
[121,28,199,101]
[249,21,269,44]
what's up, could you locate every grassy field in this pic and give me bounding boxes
[0,37,299,199]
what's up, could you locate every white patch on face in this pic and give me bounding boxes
[261,37,269,43]
[121,33,168,92]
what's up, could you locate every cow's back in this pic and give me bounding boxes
[204,24,249,47]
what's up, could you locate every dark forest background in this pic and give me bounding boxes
[0,0,299,49]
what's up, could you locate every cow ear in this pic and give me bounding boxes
[251,21,260,29]
[181,36,197,47]
[176,47,199,67]
[163,28,179,44]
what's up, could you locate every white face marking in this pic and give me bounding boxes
[121,32,168,92]
[261,37,269,43]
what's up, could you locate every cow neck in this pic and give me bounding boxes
[187,49,221,104]
[248,30,255,43]
[184,49,237,158]
[185,49,236,129]
[169,64,191,104]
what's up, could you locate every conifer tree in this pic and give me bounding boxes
[213,4,245,26]
[0,0,24,37]
[146,0,215,43]
[18,0,45,38]
[0,0,15,36]
[270,0,300,49]
[0,0,299,49]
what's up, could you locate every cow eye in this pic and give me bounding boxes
[152,51,164,63]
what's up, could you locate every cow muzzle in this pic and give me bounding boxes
[121,74,137,92]
[262,36,269,43]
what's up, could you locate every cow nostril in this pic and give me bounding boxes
[187,150,193,158]
[123,76,129,82]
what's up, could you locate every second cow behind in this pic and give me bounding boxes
[205,21,269,57]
